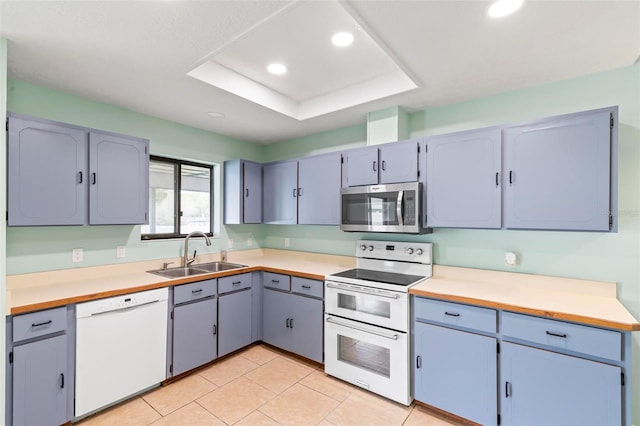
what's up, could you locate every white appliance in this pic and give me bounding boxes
[75,288,168,417]
[324,240,432,405]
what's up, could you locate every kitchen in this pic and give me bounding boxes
[1,1,640,425]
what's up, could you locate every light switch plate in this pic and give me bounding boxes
[116,246,126,259]
[247,237,254,247]
[284,238,290,247]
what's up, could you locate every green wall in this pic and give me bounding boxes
[5,79,266,274]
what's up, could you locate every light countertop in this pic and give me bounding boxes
[410,265,640,331]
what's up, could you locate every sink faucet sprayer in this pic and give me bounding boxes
[183,231,212,267]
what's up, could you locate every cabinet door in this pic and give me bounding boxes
[501,342,621,426]
[379,140,418,184]
[243,161,263,224]
[13,335,68,426]
[89,132,149,224]
[262,161,298,224]
[426,128,502,228]
[172,298,217,376]
[290,295,323,363]
[503,109,612,230]
[414,322,497,425]
[218,289,253,357]
[345,146,379,186]
[7,117,87,225]
[262,289,292,350]
[298,153,342,225]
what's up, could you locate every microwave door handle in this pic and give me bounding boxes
[396,190,404,226]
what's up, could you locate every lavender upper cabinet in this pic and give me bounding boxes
[89,132,149,224]
[7,114,149,226]
[263,160,298,224]
[298,153,342,225]
[224,159,262,224]
[503,107,616,231]
[7,116,88,225]
[425,128,502,228]
[344,140,419,187]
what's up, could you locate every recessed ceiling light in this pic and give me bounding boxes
[488,0,524,18]
[267,63,287,75]
[331,32,354,47]
[207,112,225,119]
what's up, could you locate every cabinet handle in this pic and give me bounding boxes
[444,312,460,317]
[509,170,513,185]
[505,381,511,398]
[372,161,377,172]
[213,324,217,335]
[381,160,386,171]
[286,318,290,328]
[31,320,53,327]
[293,188,297,198]
[289,318,294,328]
[272,280,280,283]
[192,289,203,294]
[301,285,311,289]
[60,373,65,389]
[78,171,83,184]
[495,172,499,187]
[245,188,249,197]
[91,173,97,185]
[416,355,422,369]
[232,281,241,285]
[546,331,567,338]
[297,188,303,197]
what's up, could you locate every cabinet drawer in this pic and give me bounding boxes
[414,297,497,334]
[501,312,621,361]
[291,277,323,299]
[13,307,67,343]
[174,279,217,305]
[263,272,290,291]
[218,273,252,294]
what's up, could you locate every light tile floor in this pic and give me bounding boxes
[77,344,462,426]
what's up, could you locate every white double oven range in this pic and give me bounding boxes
[324,240,433,405]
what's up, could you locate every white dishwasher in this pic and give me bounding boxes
[75,287,168,417]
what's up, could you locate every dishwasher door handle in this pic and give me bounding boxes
[90,299,160,316]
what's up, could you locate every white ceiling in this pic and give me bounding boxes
[1,0,639,144]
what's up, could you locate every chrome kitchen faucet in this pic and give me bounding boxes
[183,231,211,267]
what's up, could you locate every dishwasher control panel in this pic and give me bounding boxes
[76,287,169,318]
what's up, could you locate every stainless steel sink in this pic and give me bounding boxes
[194,261,247,272]
[147,262,247,278]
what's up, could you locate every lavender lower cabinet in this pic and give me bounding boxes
[172,297,217,376]
[414,322,497,425]
[500,342,621,426]
[12,335,68,426]
[218,288,252,357]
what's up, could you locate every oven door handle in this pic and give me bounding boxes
[396,190,404,226]
[326,316,399,340]
[326,282,399,299]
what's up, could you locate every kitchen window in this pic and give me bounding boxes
[141,156,214,239]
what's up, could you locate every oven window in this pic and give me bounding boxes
[338,293,391,318]
[337,335,390,377]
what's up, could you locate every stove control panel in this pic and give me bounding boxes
[356,240,432,264]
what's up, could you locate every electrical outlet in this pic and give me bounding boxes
[72,248,83,263]
[116,246,126,259]
[247,237,254,247]
[284,238,290,247]
[228,239,234,249]
[505,252,517,266]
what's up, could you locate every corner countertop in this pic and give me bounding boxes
[410,265,640,332]
[6,249,356,315]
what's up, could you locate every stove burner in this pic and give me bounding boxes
[330,268,425,287]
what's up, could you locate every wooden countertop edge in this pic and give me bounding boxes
[9,266,327,315]
[410,289,640,332]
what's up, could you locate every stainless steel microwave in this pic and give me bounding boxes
[340,182,429,234]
